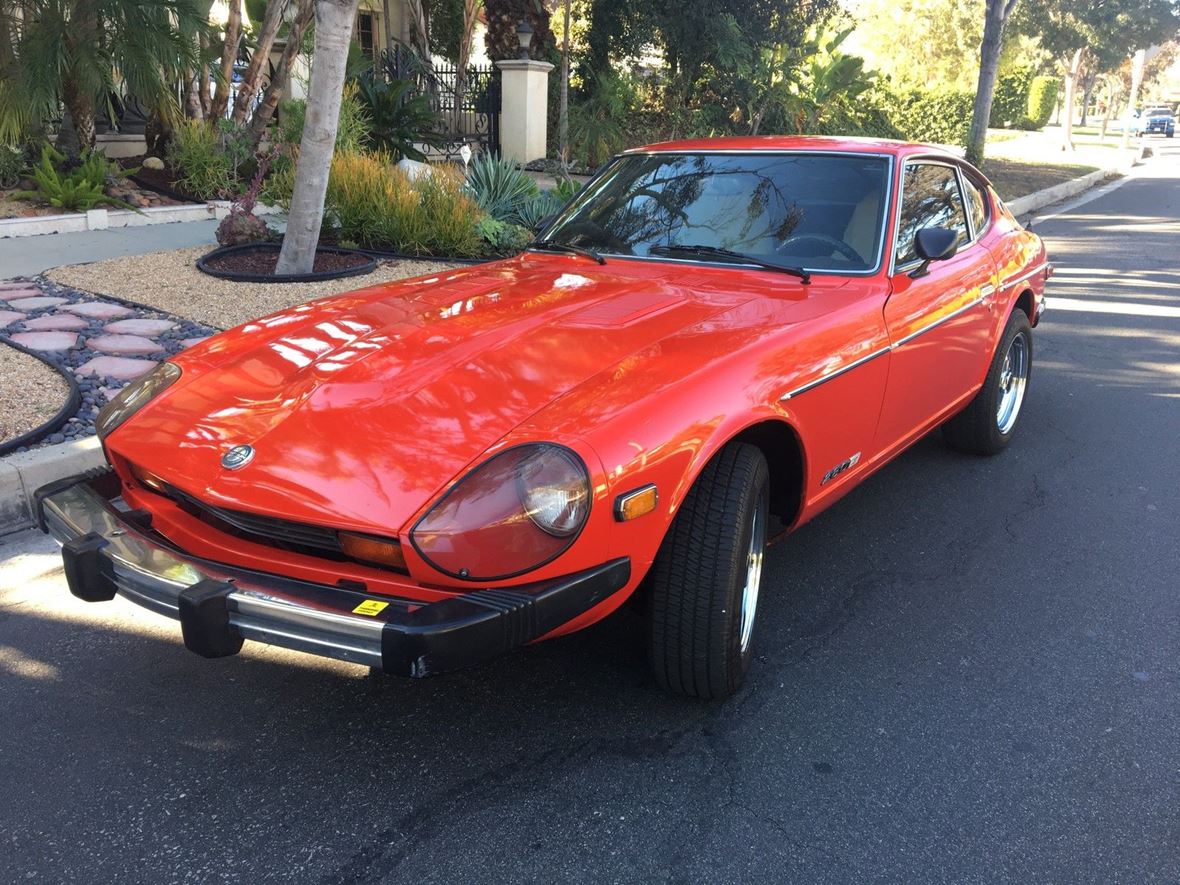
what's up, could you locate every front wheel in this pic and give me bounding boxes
[647,443,769,699]
[943,309,1033,455]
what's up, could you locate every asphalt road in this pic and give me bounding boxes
[3,143,1179,884]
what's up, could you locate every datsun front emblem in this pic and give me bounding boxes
[221,444,255,470]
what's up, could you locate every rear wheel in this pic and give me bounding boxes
[943,309,1033,455]
[647,442,769,699]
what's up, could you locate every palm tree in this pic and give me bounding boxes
[275,0,359,275]
[1,0,208,153]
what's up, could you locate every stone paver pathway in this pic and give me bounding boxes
[1,276,217,449]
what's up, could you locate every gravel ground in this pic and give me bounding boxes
[0,342,68,444]
[0,278,218,452]
[46,246,461,330]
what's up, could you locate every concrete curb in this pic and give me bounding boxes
[1007,143,1150,217]
[0,201,282,240]
[1,437,106,536]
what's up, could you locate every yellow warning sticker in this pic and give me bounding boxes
[352,600,390,616]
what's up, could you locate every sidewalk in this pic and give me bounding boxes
[0,219,219,278]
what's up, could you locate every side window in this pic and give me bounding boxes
[962,175,990,237]
[893,163,970,266]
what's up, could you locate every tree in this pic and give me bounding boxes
[0,0,207,152]
[276,0,359,275]
[964,0,1019,167]
[208,0,244,120]
[232,0,290,123]
[247,0,316,142]
[484,0,555,61]
[1014,0,1180,151]
[849,0,983,92]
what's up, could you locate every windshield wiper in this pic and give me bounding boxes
[528,241,607,265]
[649,243,810,283]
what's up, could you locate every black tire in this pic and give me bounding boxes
[648,442,769,699]
[943,308,1033,455]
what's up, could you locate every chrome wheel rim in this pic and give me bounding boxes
[738,497,767,654]
[996,333,1029,434]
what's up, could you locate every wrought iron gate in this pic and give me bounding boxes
[379,47,501,161]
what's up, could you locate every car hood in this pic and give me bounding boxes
[109,254,763,534]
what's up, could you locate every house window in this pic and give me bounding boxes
[357,12,375,57]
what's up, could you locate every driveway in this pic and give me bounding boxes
[2,142,1178,883]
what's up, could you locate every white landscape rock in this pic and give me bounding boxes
[396,158,432,181]
[142,156,165,171]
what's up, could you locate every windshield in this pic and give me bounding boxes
[539,152,892,273]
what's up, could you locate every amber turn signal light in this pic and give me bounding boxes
[339,531,408,571]
[614,484,658,522]
[130,463,169,495]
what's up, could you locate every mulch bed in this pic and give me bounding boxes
[119,157,205,204]
[202,248,373,276]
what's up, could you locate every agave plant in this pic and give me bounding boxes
[516,189,569,232]
[463,153,540,226]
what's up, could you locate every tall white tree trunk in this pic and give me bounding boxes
[210,0,244,121]
[276,0,360,275]
[1060,46,1085,152]
[1121,49,1147,151]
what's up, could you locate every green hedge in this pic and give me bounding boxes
[989,69,1033,128]
[886,89,975,145]
[1027,76,1059,129]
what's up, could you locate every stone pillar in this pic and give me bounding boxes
[495,59,554,164]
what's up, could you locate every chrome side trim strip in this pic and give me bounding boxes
[1001,261,1049,290]
[894,294,987,347]
[980,283,996,298]
[780,346,891,400]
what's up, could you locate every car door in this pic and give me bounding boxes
[873,160,998,456]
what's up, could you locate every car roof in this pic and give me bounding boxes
[627,135,957,159]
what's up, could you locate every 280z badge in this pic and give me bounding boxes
[220,444,255,470]
[821,452,860,485]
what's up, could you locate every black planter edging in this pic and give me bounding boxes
[0,338,83,457]
[197,243,378,283]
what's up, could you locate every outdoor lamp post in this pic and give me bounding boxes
[516,19,533,59]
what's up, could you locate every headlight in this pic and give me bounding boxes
[95,362,181,441]
[410,444,591,581]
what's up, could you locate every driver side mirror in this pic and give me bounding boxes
[910,227,959,278]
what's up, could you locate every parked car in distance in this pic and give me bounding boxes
[1131,106,1175,137]
[38,136,1049,699]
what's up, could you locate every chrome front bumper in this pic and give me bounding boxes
[37,470,630,676]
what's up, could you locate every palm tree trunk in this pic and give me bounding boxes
[248,0,315,142]
[61,79,96,158]
[455,0,479,127]
[276,0,360,275]
[232,0,289,124]
[209,0,244,121]
[558,0,569,166]
[964,0,1017,167]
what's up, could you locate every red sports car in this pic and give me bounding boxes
[38,137,1049,698]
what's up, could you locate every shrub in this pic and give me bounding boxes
[167,120,233,199]
[989,68,1033,128]
[11,144,136,212]
[415,164,484,256]
[0,143,24,187]
[476,217,531,255]
[886,89,974,145]
[352,74,443,162]
[324,151,484,257]
[275,85,372,155]
[1027,76,1059,129]
[569,72,637,168]
[463,153,539,226]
